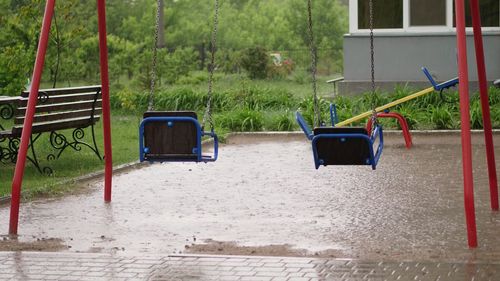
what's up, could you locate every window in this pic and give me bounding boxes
[410,0,446,26]
[358,0,403,29]
[351,0,500,32]
[454,0,500,27]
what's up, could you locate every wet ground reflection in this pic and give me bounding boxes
[0,132,499,262]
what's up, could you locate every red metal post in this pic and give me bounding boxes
[9,0,56,235]
[469,0,499,211]
[97,0,113,202]
[455,0,477,248]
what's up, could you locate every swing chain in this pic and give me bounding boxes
[369,0,378,128]
[202,0,219,132]
[307,0,321,128]
[148,0,162,112]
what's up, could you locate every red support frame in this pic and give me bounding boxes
[455,0,477,248]
[8,0,113,235]
[469,0,499,211]
[366,112,412,149]
[97,0,113,202]
[9,0,56,236]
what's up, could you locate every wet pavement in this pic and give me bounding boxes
[0,132,500,279]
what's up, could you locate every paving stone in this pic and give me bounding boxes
[0,252,499,280]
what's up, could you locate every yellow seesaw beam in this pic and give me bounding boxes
[335,86,435,127]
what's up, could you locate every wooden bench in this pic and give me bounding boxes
[0,86,102,174]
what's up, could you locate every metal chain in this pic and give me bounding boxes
[202,0,219,132]
[148,0,162,111]
[369,0,378,127]
[307,0,321,127]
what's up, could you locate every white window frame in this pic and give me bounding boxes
[349,0,500,34]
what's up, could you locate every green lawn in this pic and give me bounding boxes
[0,113,140,198]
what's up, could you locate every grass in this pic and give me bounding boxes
[1,74,500,198]
[0,113,140,198]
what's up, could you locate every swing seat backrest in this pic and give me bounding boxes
[312,127,372,166]
[143,111,199,160]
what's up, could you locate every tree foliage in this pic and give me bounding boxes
[0,0,348,94]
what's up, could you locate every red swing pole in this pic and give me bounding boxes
[9,0,56,235]
[455,0,477,248]
[469,0,499,211]
[96,0,113,202]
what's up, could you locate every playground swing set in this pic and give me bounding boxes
[6,0,499,251]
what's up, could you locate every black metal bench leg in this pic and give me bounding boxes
[90,123,102,160]
[28,134,53,175]
[50,128,101,161]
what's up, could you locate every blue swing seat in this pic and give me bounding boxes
[296,112,383,170]
[139,111,218,163]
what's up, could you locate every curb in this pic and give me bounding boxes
[0,162,146,206]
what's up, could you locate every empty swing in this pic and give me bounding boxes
[139,0,219,163]
[296,0,383,170]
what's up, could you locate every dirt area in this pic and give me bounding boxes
[184,239,344,258]
[0,132,499,262]
[0,236,66,252]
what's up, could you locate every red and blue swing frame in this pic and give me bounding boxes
[295,111,384,170]
[139,116,218,163]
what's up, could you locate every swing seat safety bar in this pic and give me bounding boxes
[139,116,218,163]
[312,125,383,170]
[296,111,314,140]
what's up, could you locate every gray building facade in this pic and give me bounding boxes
[340,0,500,95]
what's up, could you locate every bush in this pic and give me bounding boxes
[155,88,204,111]
[239,46,269,79]
[176,72,207,85]
[0,46,33,96]
[215,109,264,132]
[489,86,500,105]
[298,96,330,127]
[268,59,295,79]
[115,88,143,112]
[160,47,199,84]
[233,86,296,111]
[470,100,483,129]
[430,106,454,129]
[292,71,309,85]
[217,50,242,74]
[393,104,420,130]
[266,111,296,131]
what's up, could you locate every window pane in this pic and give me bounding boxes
[410,0,446,26]
[358,0,403,29]
[454,0,500,27]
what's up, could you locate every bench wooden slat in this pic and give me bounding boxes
[0,130,13,137]
[16,100,102,115]
[11,116,101,137]
[14,108,103,125]
[21,86,101,98]
[18,92,101,107]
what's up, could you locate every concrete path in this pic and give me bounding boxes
[1,252,499,281]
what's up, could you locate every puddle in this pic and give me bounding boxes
[0,133,499,262]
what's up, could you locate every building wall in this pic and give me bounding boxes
[340,32,500,95]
